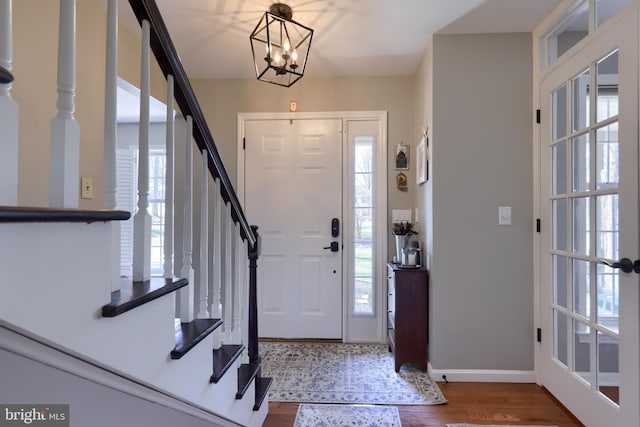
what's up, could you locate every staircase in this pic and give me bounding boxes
[0,1,271,426]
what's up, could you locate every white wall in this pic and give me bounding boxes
[0,348,231,427]
[417,33,535,372]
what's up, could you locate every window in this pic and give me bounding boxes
[117,147,167,278]
[544,0,631,67]
[353,137,374,315]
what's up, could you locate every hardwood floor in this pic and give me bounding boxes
[263,382,584,427]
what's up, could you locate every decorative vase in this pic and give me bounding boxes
[394,234,407,263]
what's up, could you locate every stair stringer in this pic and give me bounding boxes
[0,221,268,427]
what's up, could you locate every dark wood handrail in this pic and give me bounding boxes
[128,0,256,248]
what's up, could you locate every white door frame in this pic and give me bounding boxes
[237,111,388,343]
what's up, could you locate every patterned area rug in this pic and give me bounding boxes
[260,342,447,405]
[294,404,401,427]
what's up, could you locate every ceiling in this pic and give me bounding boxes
[116,0,562,80]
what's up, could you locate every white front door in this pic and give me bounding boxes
[538,8,639,426]
[244,118,343,339]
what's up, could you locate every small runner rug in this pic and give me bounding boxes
[260,342,447,405]
[294,404,401,427]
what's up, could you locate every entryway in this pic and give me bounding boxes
[238,112,388,342]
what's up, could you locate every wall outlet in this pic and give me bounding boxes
[81,177,94,199]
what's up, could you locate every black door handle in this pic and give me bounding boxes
[323,242,339,252]
[599,258,635,274]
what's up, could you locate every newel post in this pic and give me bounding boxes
[248,225,260,365]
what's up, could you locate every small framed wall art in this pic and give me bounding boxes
[416,134,428,184]
[395,144,409,170]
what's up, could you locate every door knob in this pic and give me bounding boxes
[599,258,634,274]
[323,242,339,252]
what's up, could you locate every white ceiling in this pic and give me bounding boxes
[115,0,562,80]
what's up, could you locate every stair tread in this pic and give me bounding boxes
[170,318,223,359]
[236,361,261,400]
[253,376,272,411]
[210,344,245,383]
[102,277,188,317]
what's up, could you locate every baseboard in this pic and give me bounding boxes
[428,363,536,383]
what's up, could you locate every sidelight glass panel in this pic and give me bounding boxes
[573,69,591,132]
[596,123,619,189]
[596,194,619,260]
[573,259,591,317]
[572,133,590,193]
[573,197,590,255]
[353,137,374,315]
[574,320,591,385]
[553,142,568,195]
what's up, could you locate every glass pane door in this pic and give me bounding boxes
[539,7,638,425]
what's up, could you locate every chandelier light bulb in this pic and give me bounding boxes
[291,49,298,65]
[284,38,291,53]
[274,51,283,66]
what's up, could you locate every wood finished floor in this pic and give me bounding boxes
[263,382,585,427]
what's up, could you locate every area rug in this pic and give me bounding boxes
[259,342,447,405]
[294,404,401,427]
[446,425,558,427]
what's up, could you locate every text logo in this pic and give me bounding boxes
[0,405,69,426]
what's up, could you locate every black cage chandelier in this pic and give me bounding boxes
[250,3,314,87]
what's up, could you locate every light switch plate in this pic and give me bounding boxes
[81,177,94,199]
[392,209,412,223]
[499,206,511,225]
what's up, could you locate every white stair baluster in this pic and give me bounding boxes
[178,115,195,322]
[132,19,152,282]
[210,178,223,349]
[163,74,175,279]
[233,224,243,343]
[103,0,121,290]
[0,0,18,206]
[49,0,79,208]
[241,238,250,363]
[223,203,233,343]
[197,149,210,318]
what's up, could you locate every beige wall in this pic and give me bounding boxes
[191,76,419,257]
[414,33,534,371]
[12,0,166,208]
[13,0,107,208]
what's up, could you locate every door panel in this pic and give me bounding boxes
[539,8,638,426]
[245,118,343,339]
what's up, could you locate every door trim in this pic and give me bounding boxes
[237,111,388,343]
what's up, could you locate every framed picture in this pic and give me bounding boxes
[395,144,409,170]
[416,136,428,184]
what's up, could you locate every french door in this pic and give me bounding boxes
[538,8,639,426]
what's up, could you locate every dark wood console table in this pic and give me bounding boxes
[387,263,429,372]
